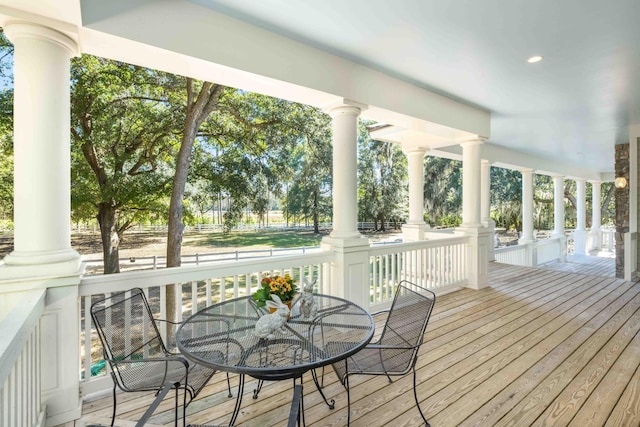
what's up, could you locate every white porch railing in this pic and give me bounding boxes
[78,250,333,395]
[494,237,564,267]
[0,233,474,420]
[0,289,46,427]
[494,244,530,266]
[369,237,468,305]
[77,235,470,397]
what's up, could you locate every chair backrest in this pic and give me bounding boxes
[90,288,168,372]
[378,281,435,372]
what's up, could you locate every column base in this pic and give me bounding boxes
[518,236,536,245]
[1,249,83,281]
[402,223,427,242]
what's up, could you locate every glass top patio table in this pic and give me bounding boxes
[176,294,375,381]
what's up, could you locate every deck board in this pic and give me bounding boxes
[76,258,640,427]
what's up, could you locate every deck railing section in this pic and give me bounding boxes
[495,244,530,266]
[0,289,46,427]
[495,236,565,267]
[536,238,563,264]
[369,236,468,306]
[78,251,333,395]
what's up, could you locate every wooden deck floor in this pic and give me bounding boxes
[78,258,640,427]
[541,252,615,277]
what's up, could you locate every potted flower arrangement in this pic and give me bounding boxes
[253,273,298,310]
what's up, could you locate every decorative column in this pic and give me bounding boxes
[461,140,483,228]
[589,181,602,252]
[551,175,567,262]
[481,160,496,261]
[574,179,587,255]
[402,147,428,241]
[321,101,370,307]
[2,22,82,426]
[456,138,489,290]
[551,175,566,238]
[2,23,81,277]
[519,168,535,244]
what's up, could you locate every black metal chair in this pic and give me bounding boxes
[90,288,230,427]
[329,280,436,426]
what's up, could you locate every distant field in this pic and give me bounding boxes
[1,229,403,259]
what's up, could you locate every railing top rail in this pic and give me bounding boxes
[0,289,45,386]
[79,250,333,296]
[368,235,468,256]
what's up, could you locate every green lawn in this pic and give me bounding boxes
[185,230,325,248]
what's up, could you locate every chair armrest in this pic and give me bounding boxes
[364,343,417,351]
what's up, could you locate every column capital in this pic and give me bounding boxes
[401,146,428,156]
[323,99,368,116]
[519,167,535,174]
[588,179,602,185]
[574,177,587,182]
[481,159,493,165]
[459,137,486,148]
[4,21,79,56]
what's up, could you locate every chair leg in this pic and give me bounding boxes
[110,384,117,427]
[412,368,429,427]
[226,373,232,398]
[345,375,351,427]
[174,385,180,427]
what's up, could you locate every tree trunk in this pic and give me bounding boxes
[97,202,120,274]
[166,81,224,322]
[312,189,320,234]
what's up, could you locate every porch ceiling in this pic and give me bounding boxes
[2,0,640,179]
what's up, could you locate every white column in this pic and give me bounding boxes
[2,22,81,277]
[2,22,82,427]
[574,179,587,255]
[457,139,489,290]
[481,160,496,260]
[328,105,362,240]
[321,101,370,307]
[402,147,428,241]
[461,139,483,228]
[551,175,567,262]
[519,168,535,244]
[589,181,602,252]
[551,175,566,238]
[480,160,492,226]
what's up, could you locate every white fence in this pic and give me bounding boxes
[0,289,46,427]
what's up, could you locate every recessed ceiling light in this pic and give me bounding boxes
[527,55,543,63]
